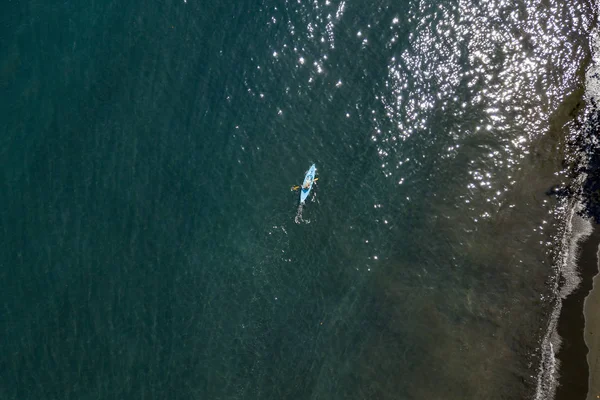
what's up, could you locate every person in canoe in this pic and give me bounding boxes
[291,177,318,191]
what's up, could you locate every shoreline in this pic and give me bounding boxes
[555,222,600,400]
[546,16,600,399]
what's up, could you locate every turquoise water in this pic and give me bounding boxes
[0,0,593,398]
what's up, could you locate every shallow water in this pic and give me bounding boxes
[0,0,594,398]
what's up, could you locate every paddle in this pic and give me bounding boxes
[290,178,318,191]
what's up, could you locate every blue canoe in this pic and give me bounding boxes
[300,164,316,204]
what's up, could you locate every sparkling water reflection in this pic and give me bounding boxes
[249,0,593,398]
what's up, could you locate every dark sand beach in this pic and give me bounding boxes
[555,225,600,400]
[584,242,600,400]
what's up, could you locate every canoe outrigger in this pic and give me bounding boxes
[291,164,318,204]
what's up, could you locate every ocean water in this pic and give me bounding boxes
[0,0,594,399]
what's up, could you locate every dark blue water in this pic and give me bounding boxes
[0,0,594,398]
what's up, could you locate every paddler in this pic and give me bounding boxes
[291,176,317,192]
